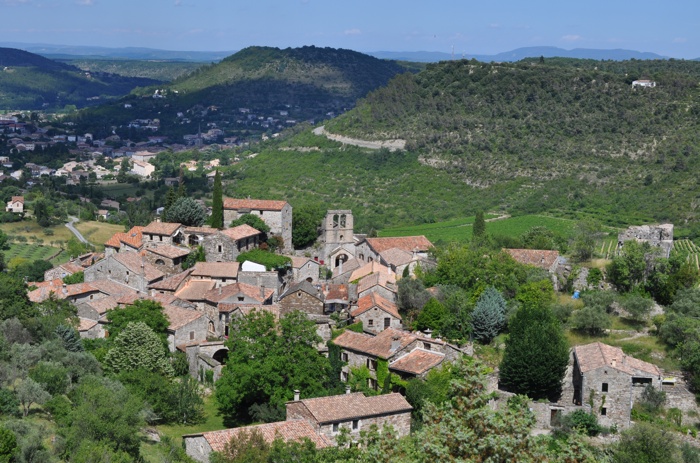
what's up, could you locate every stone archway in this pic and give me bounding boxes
[212,349,228,365]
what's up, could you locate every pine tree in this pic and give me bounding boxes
[473,211,486,238]
[210,170,224,229]
[470,286,506,344]
[163,187,176,221]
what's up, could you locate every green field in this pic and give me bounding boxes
[672,239,700,270]
[5,243,68,264]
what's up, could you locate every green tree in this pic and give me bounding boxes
[0,273,34,322]
[414,298,449,333]
[163,186,177,220]
[104,322,174,376]
[33,198,52,227]
[570,220,601,262]
[62,271,84,284]
[470,286,506,344]
[230,213,270,234]
[0,389,20,418]
[0,427,17,463]
[570,306,611,335]
[291,204,324,249]
[165,197,206,226]
[116,158,130,183]
[521,226,557,250]
[216,310,330,425]
[472,210,486,238]
[210,170,224,229]
[613,422,680,463]
[499,302,569,400]
[54,324,84,352]
[106,299,169,349]
[15,377,50,417]
[606,240,653,293]
[28,361,69,395]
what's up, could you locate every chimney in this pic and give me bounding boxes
[62,283,67,295]
[391,335,401,352]
[612,358,617,367]
[345,386,351,395]
[260,285,266,300]
[294,390,300,401]
[424,329,432,339]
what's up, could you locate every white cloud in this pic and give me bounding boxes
[673,37,687,43]
[562,34,582,42]
[343,28,361,36]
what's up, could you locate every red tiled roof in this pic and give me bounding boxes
[175,280,216,301]
[364,236,433,254]
[59,262,84,275]
[113,252,164,282]
[379,248,414,267]
[223,198,288,211]
[389,349,445,375]
[28,282,102,303]
[163,305,204,331]
[87,279,138,298]
[322,284,348,302]
[147,245,190,259]
[574,342,661,377]
[504,249,560,270]
[356,272,397,295]
[293,392,412,424]
[221,224,261,241]
[149,269,193,291]
[81,296,119,315]
[351,293,401,320]
[191,262,239,279]
[289,256,318,268]
[105,226,144,249]
[203,282,274,304]
[78,317,98,331]
[333,328,415,359]
[142,221,182,236]
[188,420,330,452]
[10,196,24,204]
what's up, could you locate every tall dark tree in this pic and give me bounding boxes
[470,286,506,344]
[472,211,486,238]
[499,299,569,401]
[210,170,224,229]
[166,197,206,227]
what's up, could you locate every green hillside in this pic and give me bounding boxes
[321,58,700,226]
[0,47,161,109]
[60,58,203,81]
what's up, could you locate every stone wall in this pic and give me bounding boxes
[279,291,324,316]
[183,435,213,463]
[294,261,320,284]
[85,257,150,292]
[617,224,674,258]
[238,271,281,298]
[318,411,411,444]
[203,233,238,263]
[224,204,292,253]
[357,285,397,303]
[353,308,401,334]
[169,315,209,352]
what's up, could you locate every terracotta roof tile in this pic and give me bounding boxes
[142,222,182,236]
[357,272,397,295]
[389,349,445,375]
[189,420,330,452]
[82,296,119,315]
[105,226,144,249]
[59,262,84,275]
[78,317,98,331]
[147,245,191,259]
[88,279,139,298]
[378,248,414,267]
[191,262,239,279]
[349,261,391,282]
[333,328,415,359]
[11,196,24,204]
[175,280,217,301]
[289,256,317,268]
[364,236,433,254]
[221,224,261,241]
[223,198,288,211]
[113,252,165,282]
[574,342,661,377]
[28,282,102,303]
[149,269,193,291]
[163,305,204,331]
[504,249,560,270]
[322,284,349,302]
[203,282,274,304]
[351,293,401,320]
[293,392,411,424]
[332,258,360,279]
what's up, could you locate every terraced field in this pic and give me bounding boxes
[5,243,67,264]
[673,239,700,270]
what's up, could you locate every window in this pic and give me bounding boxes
[601,407,607,416]
[218,245,222,253]
[237,296,244,302]
[259,210,263,215]
[368,378,377,390]
[224,325,229,337]
[423,342,431,350]
[632,377,652,386]
[155,259,165,266]
[189,331,194,340]
[341,352,348,362]
[367,359,377,371]
[208,321,215,333]
[341,371,348,382]
[368,319,374,327]
[352,420,359,431]
[159,235,163,242]
[222,278,227,283]
[297,292,302,298]
[332,423,339,433]
[384,318,390,329]
[602,383,608,392]
[89,294,94,300]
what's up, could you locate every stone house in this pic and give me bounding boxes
[572,342,662,429]
[44,260,84,282]
[504,249,561,273]
[28,280,107,305]
[149,268,193,295]
[184,420,330,463]
[288,256,321,284]
[144,245,191,275]
[278,280,324,317]
[78,317,102,339]
[104,226,144,256]
[333,328,465,387]
[202,225,261,262]
[356,271,398,303]
[617,223,674,258]
[5,196,23,213]
[322,283,352,314]
[189,262,239,288]
[223,198,292,252]
[355,236,433,265]
[142,221,185,247]
[350,293,402,334]
[286,391,412,444]
[84,252,165,293]
[183,226,217,247]
[163,304,209,352]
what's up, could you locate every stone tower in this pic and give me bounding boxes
[322,210,355,266]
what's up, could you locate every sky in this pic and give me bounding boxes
[0,0,698,59]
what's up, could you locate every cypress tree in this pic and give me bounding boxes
[473,211,486,238]
[210,170,224,229]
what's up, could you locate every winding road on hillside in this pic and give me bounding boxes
[313,126,406,151]
[65,216,88,244]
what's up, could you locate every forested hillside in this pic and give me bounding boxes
[323,58,700,226]
[0,48,160,110]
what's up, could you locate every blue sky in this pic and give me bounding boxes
[0,0,698,58]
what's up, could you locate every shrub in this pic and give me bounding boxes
[559,410,600,436]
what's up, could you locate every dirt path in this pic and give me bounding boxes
[312,126,406,151]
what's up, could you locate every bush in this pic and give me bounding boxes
[640,384,666,414]
[559,410,600,436]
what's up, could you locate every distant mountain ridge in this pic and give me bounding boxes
[370,47,669,62]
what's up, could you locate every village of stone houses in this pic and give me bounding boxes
[0,159,697,463]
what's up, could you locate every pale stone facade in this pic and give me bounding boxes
[223,198,292,252]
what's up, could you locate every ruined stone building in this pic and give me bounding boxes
[223,198,292,252]
[617,223,674,258]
